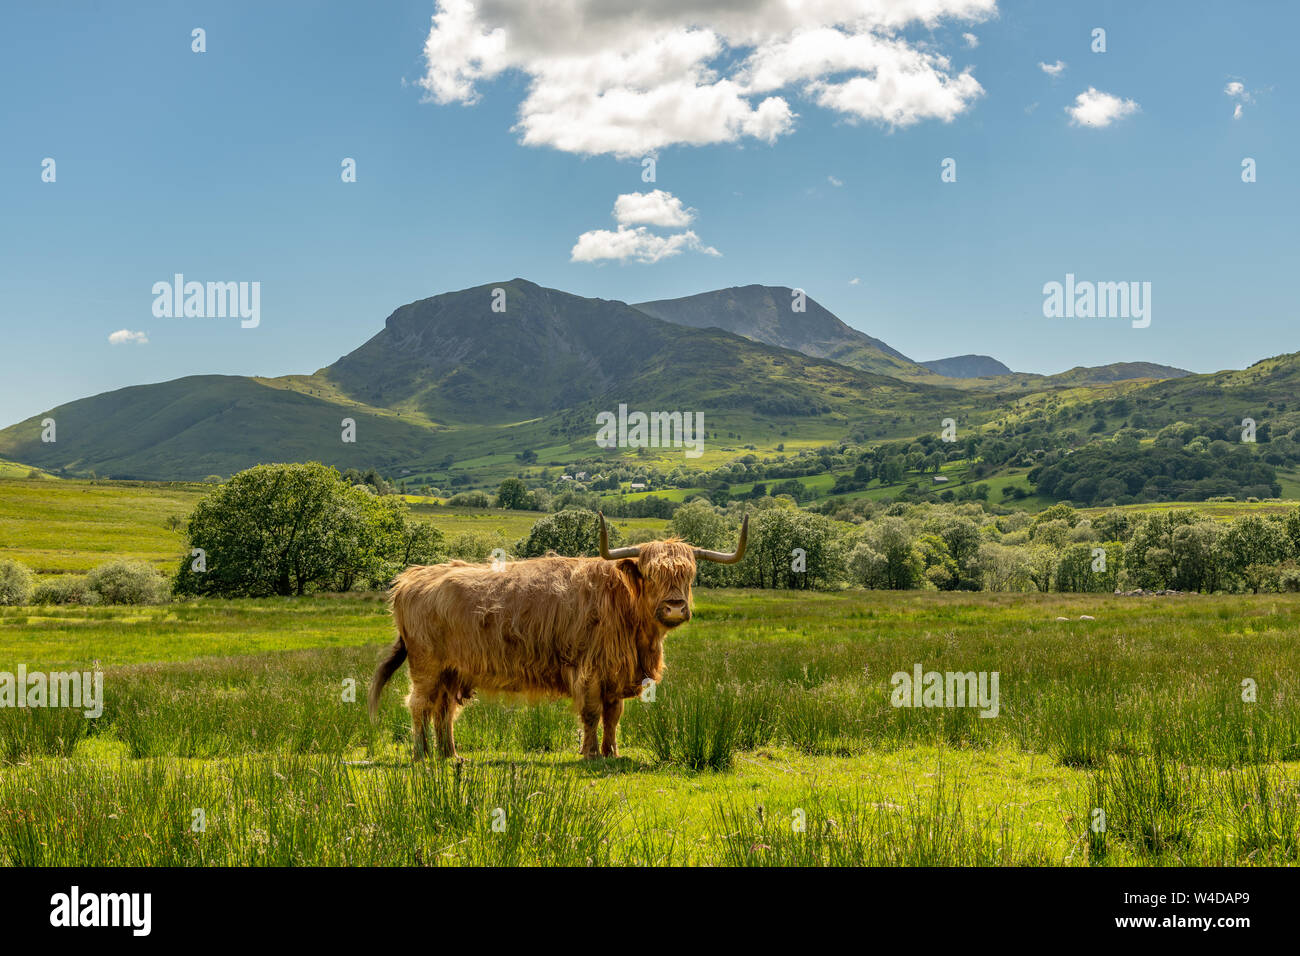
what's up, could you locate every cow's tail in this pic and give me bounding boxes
[369,635,407,722]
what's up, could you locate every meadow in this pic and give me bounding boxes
[0,477,667,580]
[3,589,1300,866]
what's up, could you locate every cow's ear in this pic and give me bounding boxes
[616,558,643,591]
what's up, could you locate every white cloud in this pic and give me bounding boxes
[742,28,985,128]
[612,189,694,227]
[828,175,843,187]
[571,226,719,263]
[108,329,148,345]
[573,190,719,263]
[419,0,995,156]
[1066,87,1139,128]
[963,32,979,48]
[848,277,861,285]
[1225,79,1253,118]
[1038,59,1065,77]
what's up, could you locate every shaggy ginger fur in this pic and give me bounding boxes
[371,539,700,761]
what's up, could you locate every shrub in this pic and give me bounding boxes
[0,559,35,605]
[31,575,96,605]
[85,560,169,605]
[447,491,492,508]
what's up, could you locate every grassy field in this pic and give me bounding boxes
[3,589,1300,866]
[0,478,208,574]
[1081,498,1300,522]
[0,478,665,579]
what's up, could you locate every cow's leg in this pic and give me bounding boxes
[575,680,602,760]
[432,668,469,761]
[406,687,431,762]
[601,698,624,758]
[431,689,457,760]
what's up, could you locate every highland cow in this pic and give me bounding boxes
[370,513,747,760]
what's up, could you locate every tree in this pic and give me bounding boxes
[1055,542,1121,593]
[1126,511,1202,590]
[495,477,533,511]
[926,515,982,590]
[976,541,1032,592]
[517,510,622,558]
[725,504,840,590]
[668,500,739,586]
[849,517,923,590]
[1220,515,1291,592]
[1024,543,1058,593]
[174,462,437,597]
[1169,523,1221,592]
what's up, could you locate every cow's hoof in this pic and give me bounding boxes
[581,752,601,761]
[601,747,619,758]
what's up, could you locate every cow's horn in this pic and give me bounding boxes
[695,514,749,564]
[598,512,640,560]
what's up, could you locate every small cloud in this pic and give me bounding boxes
[1225,79,1254,118]
[848,277,861,285]
[827,175,843,187]
[612,189,695,228]
[574,189,719,263]
[109,329,148,345]
[963,33,979,48]
[571,227,720,264]
[1066,87,1139,128]
[1039,60,1066,77]
[1024,101,1040,114]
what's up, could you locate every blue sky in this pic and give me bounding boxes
[1,0,1294,427]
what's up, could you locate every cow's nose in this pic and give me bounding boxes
[665,599,686,611]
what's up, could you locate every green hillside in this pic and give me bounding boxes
[0,375,441,481]
[0,278,1294,508]
[633,284,930,379]
[0,281,1002,484]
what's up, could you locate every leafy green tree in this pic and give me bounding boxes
[1220,515,1291,592]
[446,530,509,562]
[1126,511,1203,590]
[1170,523,1221,592]
[849,517,923,590]
[1024,543,1058,593]
[926,515,982,590]
[976,541,1032,592]
[1055,542,1121,592]
[174,462,435,597]
[668,500,733,586]
[495,477,534,511]
[740,505,841,590]
[517,510,621,558]
[1092,509,1133,543]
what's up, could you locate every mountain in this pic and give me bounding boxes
[1042,362,1191,385]
[920,355,1012,378]
[0,280,986,482]
[632,285,930,379]
[0,375,442,481]
[1065,352,1300,435]
[630,288,1188,391]
[972,362,1193,391]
